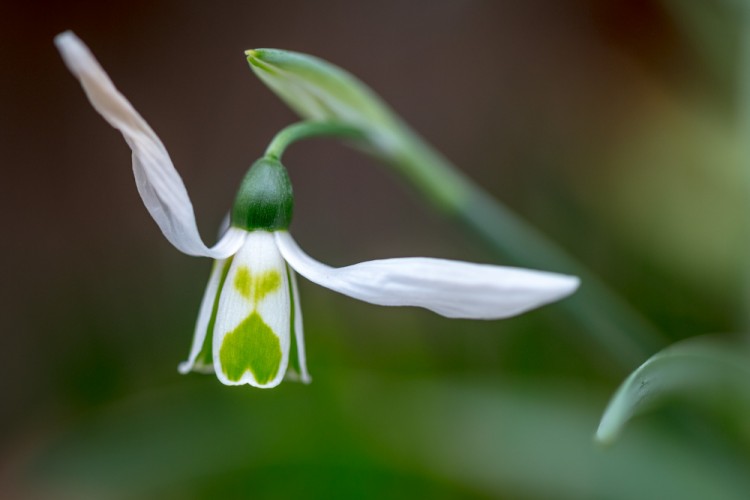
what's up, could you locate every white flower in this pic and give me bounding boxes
[55,31,580,388]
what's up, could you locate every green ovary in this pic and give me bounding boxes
[219,312,282,384]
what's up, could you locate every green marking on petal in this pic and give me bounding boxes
[219,311,282,384]
[256,270,281,302]
[233,266,282,304]
[234,267,253,299]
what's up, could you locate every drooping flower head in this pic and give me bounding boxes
[55,31,580,388]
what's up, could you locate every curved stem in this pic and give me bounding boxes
[265,121,365,160]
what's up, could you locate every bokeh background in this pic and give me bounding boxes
[2,1,749,498]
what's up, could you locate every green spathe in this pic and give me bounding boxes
[219,311,282,384]
[245,49,399,137]
[231,157,294,231]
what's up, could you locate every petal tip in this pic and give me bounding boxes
[178,360,215,375]
[215,371,284,389]
[54,30,89,70]
[285,370,313,384]
[561,274,581,295]
[53,30,76,47]
[532,273,580,311]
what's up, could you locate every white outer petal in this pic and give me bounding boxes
[178,259,227,375]
[275,231,580,320]
[54,31,240,259]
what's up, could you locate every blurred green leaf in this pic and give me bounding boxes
[596,336,750,445]
[661,0,743,96]
[25,374,750,499]
[344,377,750,500]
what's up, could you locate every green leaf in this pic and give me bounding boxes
[344,377,750,500]
[596,336,750,445]
[25,374,750,499]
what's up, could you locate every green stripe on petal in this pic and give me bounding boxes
[285,264,311,383]
[286,264,301,378]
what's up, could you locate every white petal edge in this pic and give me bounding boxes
[275,231,580,320]
[54,31,241,259]
[213,232,291,388]
[178,258,228,375]
[285,267,312,383]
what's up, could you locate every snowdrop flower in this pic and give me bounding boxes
[55,31,580,388]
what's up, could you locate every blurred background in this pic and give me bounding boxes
[1,0,749,498]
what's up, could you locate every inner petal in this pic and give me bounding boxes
[212,231,291,387]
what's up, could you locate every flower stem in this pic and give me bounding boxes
[265,122,365,161]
